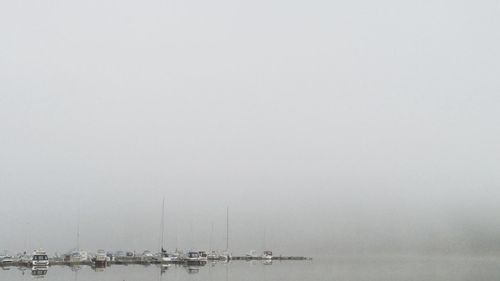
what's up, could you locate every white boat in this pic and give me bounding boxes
[64,249,88,263]
[185,251,206,264]
[94,250,107,266]
[262,250,273,260]
[223,207,232,261]
[168,250,182,262]
[158,198,179,263]
[161,249,175,262]
[207,251,218,260]
[222,250,232,261]
[142,250,154,258]
[0,251,14,264]
[245,250,257,258]
[69,250,88,263]
[66,210,88,263]
[30,250,49,266]
[0,255,14,264]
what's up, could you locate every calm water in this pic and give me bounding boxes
[2,256,500,281]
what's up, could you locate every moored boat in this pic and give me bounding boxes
[185,251,207,265]
[262,250,273,260]
[0,253,14,264]
[30,250,49,266]
[94,250,107,267]
[198,251,208,262]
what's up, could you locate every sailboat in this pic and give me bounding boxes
[207,222,218,260]
[222,207,232,261]
[262,228,273,260]
[66,210,88,263]
[159,198,176,263]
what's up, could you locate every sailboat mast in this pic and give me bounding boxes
[160,198,165,252]
[263,228,266,250]
[77,209,80,251]
[226,207,229,251]
[209,222,214,252]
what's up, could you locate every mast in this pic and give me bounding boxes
[160,197,165,253]
[209,222,214,252]
[77,209,80,251]
[226,206,229,251]
[263,228,266,251]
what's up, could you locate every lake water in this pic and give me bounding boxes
[2,256,500,281]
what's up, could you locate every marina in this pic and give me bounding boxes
[1,252,310,268]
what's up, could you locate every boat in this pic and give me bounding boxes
[17,252,31,265]
[198,251,208,262]
[160,248,175,262]
[170,250,182,261]
[245,250,257,259]
[185,251,206,265]
[158,198,178,263]
[186,251,200,261]
[30,250,49,266]
[94,250,107,267]
[64,250,88,263]
[222,251,232,261]
[106,252,114,262]
[66,210,88,263]
[0,253,14,264]
[141,250,154,262]
[223,207,232,261]
[207,251,218,260]
[114,251,126,259]
[262,250,273,260]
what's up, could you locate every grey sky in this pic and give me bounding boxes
[1,0,499,256]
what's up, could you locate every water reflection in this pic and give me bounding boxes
[160,264,170,275]
[31,266,48,278]
[3,259,276,280]
[5,257,500,281]
[184,265,200,274]
[263,260,273,266]
[93,266,105,272]
[18,266,28,275]
[91,262,107,272]
[70,265,82,272]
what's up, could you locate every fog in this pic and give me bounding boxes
[1,0,499,257]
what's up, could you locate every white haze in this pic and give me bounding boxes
[0,0,499,257]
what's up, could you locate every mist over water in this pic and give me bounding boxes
[1,0,500,260]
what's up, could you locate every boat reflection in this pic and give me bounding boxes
[183,262,207,274]
[160,263,170,275]
[91,262,107,272]
[70,264,82,272]
[184,265,200,274]
[93,266,105,272]
[31,266,48,278]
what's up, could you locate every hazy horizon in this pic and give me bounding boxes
[1,0,499,257]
